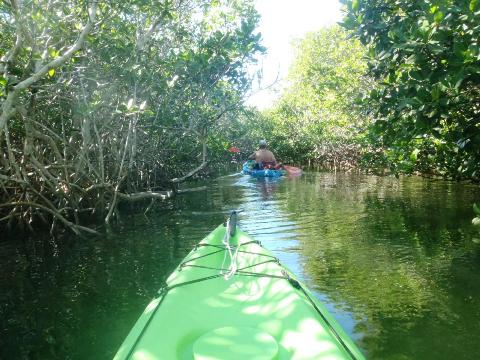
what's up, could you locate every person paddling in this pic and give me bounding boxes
[249,140,279,169]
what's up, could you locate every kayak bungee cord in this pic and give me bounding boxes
[124,215,359,360]
[220,214,240,280]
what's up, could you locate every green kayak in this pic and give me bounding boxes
[114,213,365,360]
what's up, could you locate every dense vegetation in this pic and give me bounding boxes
[342,0,480,179]
[249,26,372,169]
[0,0,263,233]
[253,1,479,180]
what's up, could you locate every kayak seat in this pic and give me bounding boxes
[192,326,279,360]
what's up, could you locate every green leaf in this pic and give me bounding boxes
[48,48,59,58]
[470,0,478,12]
[431,87,441,101]
[434,11,444,23]
[473,217,480,226]
[352,0,360,12]
[455,77,464,89]
[474,203,480,215]
[410,148,420,161]
[48,69,55,77]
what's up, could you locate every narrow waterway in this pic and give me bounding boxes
[1,172,480,359]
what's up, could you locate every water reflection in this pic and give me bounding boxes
[0,172,479,359]
[255,177,281,200]
[275,173,480,360]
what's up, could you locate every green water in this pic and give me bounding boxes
[1,172,480,359]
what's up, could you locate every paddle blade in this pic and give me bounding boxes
[284,165,302,176]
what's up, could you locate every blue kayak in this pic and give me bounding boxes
[242,161,285,178]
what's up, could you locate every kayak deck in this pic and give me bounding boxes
[114,225,365,360]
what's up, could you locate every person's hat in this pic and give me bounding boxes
[259,139,267,146]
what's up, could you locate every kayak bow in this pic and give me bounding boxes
[114,215,365,360]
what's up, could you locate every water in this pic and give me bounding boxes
[1,172,480,359]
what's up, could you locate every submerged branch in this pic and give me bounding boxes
[177,186,207,193]
[117,190,174,201]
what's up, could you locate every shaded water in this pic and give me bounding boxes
[1,172,480,359]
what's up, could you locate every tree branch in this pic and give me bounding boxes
[0,1,99,136]
[170,140,208,183]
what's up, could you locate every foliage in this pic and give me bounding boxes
[0,0,263,232]
[249,26,372,168]
[341,0,480,179]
